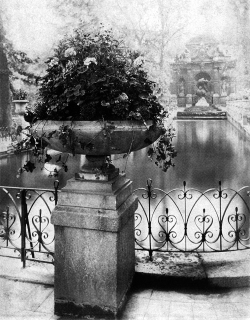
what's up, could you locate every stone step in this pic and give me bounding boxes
[135,250,250,288]
[1,250,249,289]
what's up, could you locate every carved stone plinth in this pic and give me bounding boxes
[51,174,137,319]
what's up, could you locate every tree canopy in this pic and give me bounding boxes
[1,0,250,98]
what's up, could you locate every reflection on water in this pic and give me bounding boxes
[0,152,82,189]
[0,120,250,191]
[118,120,250,191]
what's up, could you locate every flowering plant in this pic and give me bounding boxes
[31,28,166,123]
[13,89,28,100]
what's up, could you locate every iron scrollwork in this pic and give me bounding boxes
[0,181,59,267]
[133,180,250,260]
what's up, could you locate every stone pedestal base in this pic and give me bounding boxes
[52,174,137,318]
[195,97,209,107]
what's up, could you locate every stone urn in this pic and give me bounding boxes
[34,120,165,180]
[13,100,29,127]
[13,100,29,115]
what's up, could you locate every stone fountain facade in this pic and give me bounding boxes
[171,35,236,108]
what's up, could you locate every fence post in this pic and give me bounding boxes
[146,179,153,261]
[20,189,27,268]
[54,180,59,205]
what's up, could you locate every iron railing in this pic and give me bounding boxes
[2,178,250,266]
[0,181,59,267]
[133,179,250,260]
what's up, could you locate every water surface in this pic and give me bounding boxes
[0,120,250,191]
[122,120,250,191]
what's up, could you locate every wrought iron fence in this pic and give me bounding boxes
[133,179,250,260]
[0,181,59,267]
[2,177,250,266]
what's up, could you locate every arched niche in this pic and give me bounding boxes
[195,72,211,82]
[195,72,212,93]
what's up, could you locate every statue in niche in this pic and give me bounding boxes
[221,79,228,96]
[182,48,191,62]
[196,85,206,98]
[178,79,185,97]
[193,78,211,105]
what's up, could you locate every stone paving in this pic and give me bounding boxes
[0,276,250,320]
[0,251,250,320]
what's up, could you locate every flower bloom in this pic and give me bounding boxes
[133,56,144,67]
[48,57,59,67]
[118,93,129,101]
[84,57,97,66]
[64,48,77,57]
[101,101,110,107]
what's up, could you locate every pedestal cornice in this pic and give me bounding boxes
[52,193,138,232]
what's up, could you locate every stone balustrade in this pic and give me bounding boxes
[226,99,250,136]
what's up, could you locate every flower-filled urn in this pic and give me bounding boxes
[13,89,29,115]
[17,28,176,179]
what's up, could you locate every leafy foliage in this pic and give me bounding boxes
[0,11,40,101]
[147,126,177,172]
[14,126,69,178]
[33,28,167,124]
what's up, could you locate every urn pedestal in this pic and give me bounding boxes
[43,120,163,318]
[52,174,137,318]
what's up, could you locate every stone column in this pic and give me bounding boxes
[186,69,193,94]
[213,66,220,94]
[186,94,192,106]
[51,173,137,319]
[230,77,236,94]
